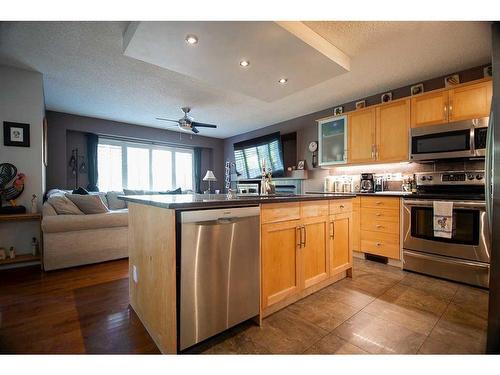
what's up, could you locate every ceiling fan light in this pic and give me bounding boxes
[185,35,198,45]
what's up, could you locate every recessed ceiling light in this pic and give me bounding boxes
[239,60,250,67]
[185,35,198,45]
[278,78,288,84]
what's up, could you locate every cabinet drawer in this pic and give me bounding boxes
[300,201,329,218]
[362,208,400,223]
[360,196,400,209]
[261,203,300,224]
[361,231,400,259]
[329,199,353,215]
[361,218,399,234]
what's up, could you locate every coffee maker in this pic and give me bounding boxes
[360,173,374,193]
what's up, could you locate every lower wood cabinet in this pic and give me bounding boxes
[330,212,353,275]
[261,200,353,311]
[261,219,301,308]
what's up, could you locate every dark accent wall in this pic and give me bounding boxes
[46,111,225,191]
[223,63,491,191]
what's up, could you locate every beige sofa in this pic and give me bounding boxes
[41,190,128,271]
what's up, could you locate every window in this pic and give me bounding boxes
[97,138,194,192]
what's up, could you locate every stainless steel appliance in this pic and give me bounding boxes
[402,171,490,287]
[237,182,259,195]
[360,173,375,193]
[179,206,260,350]
[410,117,489,161]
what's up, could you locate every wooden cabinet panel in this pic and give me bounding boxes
[362,207,400,223]
[376,99,410,162]
[300,201,329,218]
[361,230,400,260]
[411,90,449,128]
[261,220,301,308]
[360,196,400,210]
[329,199,353,215]
[302,217,329,289]
[330,212,352,275]
[448,81,492,122]
[348,108,376,163]
[261,203,300,224]
[352,204,360,252]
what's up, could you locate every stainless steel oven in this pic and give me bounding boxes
[402,171,491,288]
[410,117,488,161]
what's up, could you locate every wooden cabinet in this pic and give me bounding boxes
[376,99,410,162]
[317,115,348,166]
[260,199,353,312]
[411,80,492,127]
[448,81,492,121]
[348,108,376,163]
[351,197,361,252]
[302,216,329,289]
[330,212,352,275]
[359,197,401,260]
[410,90,449,128]
[261,219,301,308]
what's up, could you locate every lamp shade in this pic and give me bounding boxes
[203,170,217,181]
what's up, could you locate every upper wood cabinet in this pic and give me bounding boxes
[348,108,376,163]
[411,80,492,127]
[261,219,301,309]
[317,115,348,166]
[376,99,410,162]
[448,81,492,121]
[410,90,449,128]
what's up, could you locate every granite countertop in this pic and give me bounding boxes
[306,191,414,197]
[119,193,356,210]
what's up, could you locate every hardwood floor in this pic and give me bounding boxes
[0,260,159,354]
[0,258,489,354]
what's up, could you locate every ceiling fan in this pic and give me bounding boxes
[156,107,217,134]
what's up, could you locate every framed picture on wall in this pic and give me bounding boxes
[3,121,30,147]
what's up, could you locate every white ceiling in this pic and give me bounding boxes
[0,21,492,139]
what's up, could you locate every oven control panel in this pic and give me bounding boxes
[416,171,484,186]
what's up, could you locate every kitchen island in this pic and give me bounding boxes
[120,193,355,353]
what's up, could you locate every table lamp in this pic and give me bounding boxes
[203,170,217,193]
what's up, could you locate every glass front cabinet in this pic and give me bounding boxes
[317,115,348,166]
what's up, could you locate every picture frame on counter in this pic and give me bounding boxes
[297,160,305,170]
[410,83,424,96]
[355,100,366,109]
[333,106,343,116]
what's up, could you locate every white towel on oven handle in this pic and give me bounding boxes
[433,201,454,239]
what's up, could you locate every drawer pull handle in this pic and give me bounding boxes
[340,205,345,209]
[376,213,381,216]
[375,201,382,205]
[376,224,383,229]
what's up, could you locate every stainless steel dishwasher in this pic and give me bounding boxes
[179,206,260,350]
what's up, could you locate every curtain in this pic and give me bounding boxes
[194,147,202,193]
[86,133,99,192]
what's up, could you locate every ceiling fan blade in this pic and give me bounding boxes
[191,121,217,128]
[156,117,179,123]
[191,127,200,134]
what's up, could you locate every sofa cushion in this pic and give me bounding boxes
[66,194,109,214]
[47,195,84,215]
[89,191,109,208]
[106,191,126,210]
[42,209,128,233]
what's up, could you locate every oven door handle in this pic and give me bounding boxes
[403,200,486,209]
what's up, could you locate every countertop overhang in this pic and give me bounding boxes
[118,193,355,210]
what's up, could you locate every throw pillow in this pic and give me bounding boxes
[47,196,84,215]
[65,194,109,214]
[159,188,182,195]
[106,191,127,210]
[123,189,145,195]
[72,187,89,195]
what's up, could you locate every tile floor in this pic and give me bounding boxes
[186,257,489,354]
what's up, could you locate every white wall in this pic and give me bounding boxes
[0,65,45,256]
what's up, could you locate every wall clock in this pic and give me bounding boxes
[309,141,318,168]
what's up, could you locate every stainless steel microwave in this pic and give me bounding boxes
[410,117,489,161]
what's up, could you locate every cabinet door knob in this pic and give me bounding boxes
[376,242,382,247]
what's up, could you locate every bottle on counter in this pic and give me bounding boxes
[31,237,39,256]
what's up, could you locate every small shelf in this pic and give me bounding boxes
[0,254,40,266]
[0,213,42,223]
